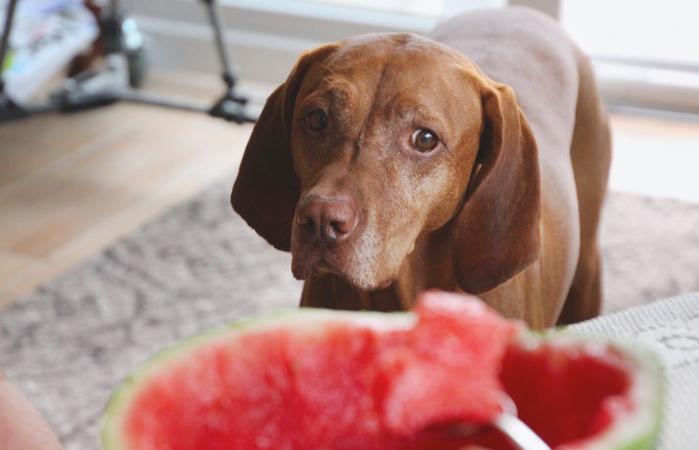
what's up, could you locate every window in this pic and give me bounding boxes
[561,0,699,67]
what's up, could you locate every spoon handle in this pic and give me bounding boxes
[493,413,552,450]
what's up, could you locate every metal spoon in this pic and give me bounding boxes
[451,396,552,450]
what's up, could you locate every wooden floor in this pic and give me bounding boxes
[1,72,699,309]
[0,72,254,308]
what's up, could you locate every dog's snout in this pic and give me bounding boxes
[297,196,359,245]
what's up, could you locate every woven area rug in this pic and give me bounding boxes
[1,180,698,450]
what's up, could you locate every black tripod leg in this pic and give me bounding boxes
[0,0,31,121]
[201,0,237,90]
[108,0,120,19]
[199,0,253,122]
[0,0,20,96]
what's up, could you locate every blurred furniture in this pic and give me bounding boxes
[0,0,257,123]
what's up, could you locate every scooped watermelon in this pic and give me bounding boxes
[101,291,662,450]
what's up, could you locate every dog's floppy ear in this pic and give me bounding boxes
[231,44,337,251]
[452,78,541,294]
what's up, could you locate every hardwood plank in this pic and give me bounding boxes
[0,250,35,281]
[609,115,699,203]
[0,144,241,301]
[0,291,16,310]
[0,105,249,257]
[611,115,699,139]
[0,107,134,189]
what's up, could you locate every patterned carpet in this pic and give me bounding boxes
[1,180,698,450]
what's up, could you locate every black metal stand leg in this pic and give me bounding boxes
[202,0,236,90]
[201,0,250,123]
[0,0,29,121]
[108,0,120,19]
[0,0,20,96]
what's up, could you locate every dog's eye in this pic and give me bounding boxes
[411,128,439,152]
[305,109,328,132]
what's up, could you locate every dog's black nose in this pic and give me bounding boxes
[297,196,359,245]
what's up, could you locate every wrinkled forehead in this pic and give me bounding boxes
[297,34,480,113]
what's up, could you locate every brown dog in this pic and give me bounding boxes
[231,7,611,329]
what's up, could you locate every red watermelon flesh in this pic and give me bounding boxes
[106,291,656,450]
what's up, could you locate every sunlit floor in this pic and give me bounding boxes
[610,114,699,203]
[1,70,698,309]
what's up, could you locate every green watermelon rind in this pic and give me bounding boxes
[516,329,664,450]
[598,345,663,450]
[101,309,663,450]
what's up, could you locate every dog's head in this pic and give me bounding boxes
[232,33,540,294]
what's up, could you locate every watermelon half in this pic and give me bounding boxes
[101,292,662,450]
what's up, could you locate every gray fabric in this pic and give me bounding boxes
[1,180,698,450]
[571,292,699,450]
